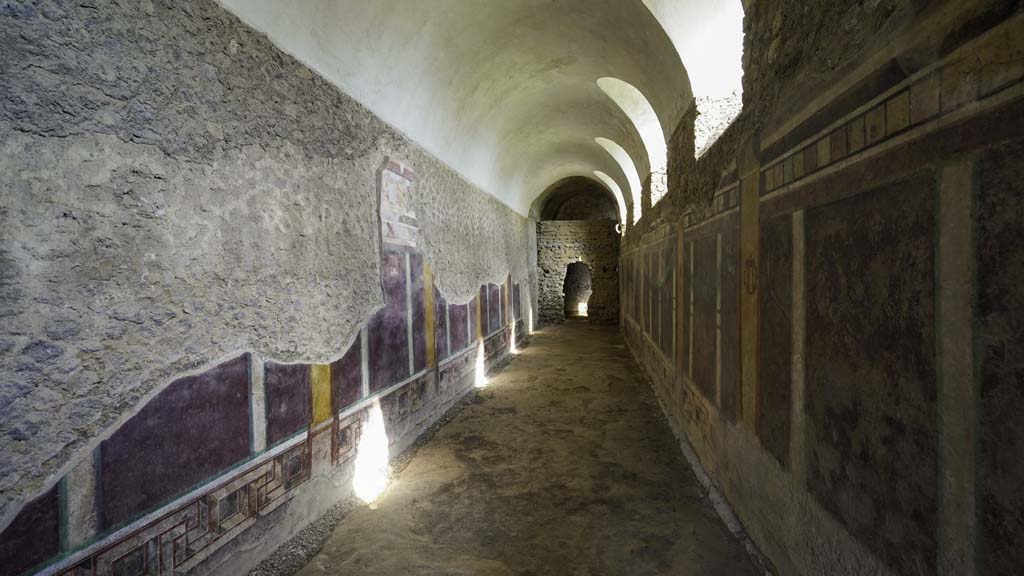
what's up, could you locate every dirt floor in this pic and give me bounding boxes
[296,320,762,576]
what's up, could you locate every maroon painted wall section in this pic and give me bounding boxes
[434,285,449,361]
[450,303,469,354]
[410,253,428,374]
[488,284,501,335]
[332,334,363,413]
[756,214,792,468]
[692,236,717,403]
[513,283,522,321]
[264,362,312,446]
[99,354,252,531]
[469,296,479,343]
[805,174,937,576]
[720,227,741,423]
[978,139,1024,576]
[0,485,59,576]
[680,242,691,379]
[369,249,410,392]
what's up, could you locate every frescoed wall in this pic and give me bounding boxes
[622,6,1024,576]
[0,158,529,576]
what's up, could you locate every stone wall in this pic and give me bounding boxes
[0,1,530,574]
[623,2,1024,575]
[536,221,620,325]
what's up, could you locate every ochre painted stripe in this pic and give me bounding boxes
[424,262,436,367]
[311,364,332,426]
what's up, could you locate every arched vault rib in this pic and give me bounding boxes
[597,77,669,209]
[591,172,628,225]
[220,0,694,215]
[595,138,643,226]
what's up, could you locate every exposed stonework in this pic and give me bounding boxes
[536,221,620,326]
[0,0,528,532]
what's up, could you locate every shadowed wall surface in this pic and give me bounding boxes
[623,2,1024,575]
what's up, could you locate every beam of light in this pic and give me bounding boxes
[510,320,518,354]
[528,307,534,334]
[474,340,488,388]
[352,399,390,504]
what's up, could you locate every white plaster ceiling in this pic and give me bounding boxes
[219,0,741,216]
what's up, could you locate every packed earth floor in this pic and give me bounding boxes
[295,320,762,576]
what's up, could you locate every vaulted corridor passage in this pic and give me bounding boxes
[295,321,761,576]
[3,2,1024,575]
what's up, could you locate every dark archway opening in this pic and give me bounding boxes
[563,262,593,318]
[538,177,619,221]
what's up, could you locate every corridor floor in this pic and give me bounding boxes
[296,321,761,576]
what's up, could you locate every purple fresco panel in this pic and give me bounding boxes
[469,296,479,345]
[100,354,251,530]
[499,282,507,327]
[513,283,522,321]
[264,362,311,446]
[693,236,718,403]
[450,303,469,353]
[332,333,362,412]
[479,286,488,334]
[489,284,501,334]
[643,251,653,336]
[681,242,691,379]
[434,285,449,361]
[369,249,409,392]
[410,253,427,373]
[0,485,59,576]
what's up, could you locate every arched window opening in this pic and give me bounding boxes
[641,0,745,157]
[563,262,592,318]
[597,77,670,212]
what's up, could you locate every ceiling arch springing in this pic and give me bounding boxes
[592,171,628,226]
[595,138,643,225]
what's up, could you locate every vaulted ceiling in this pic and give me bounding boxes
[219,0,743,219]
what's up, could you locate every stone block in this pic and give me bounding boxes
[978,139,1024,576]
[829,126,848,162]
[816,137,831,168]
[848,115,866,153]
[886,90,910,135]
[757,214,792,467]
[910,72,940,124]
[865,103,886,146]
